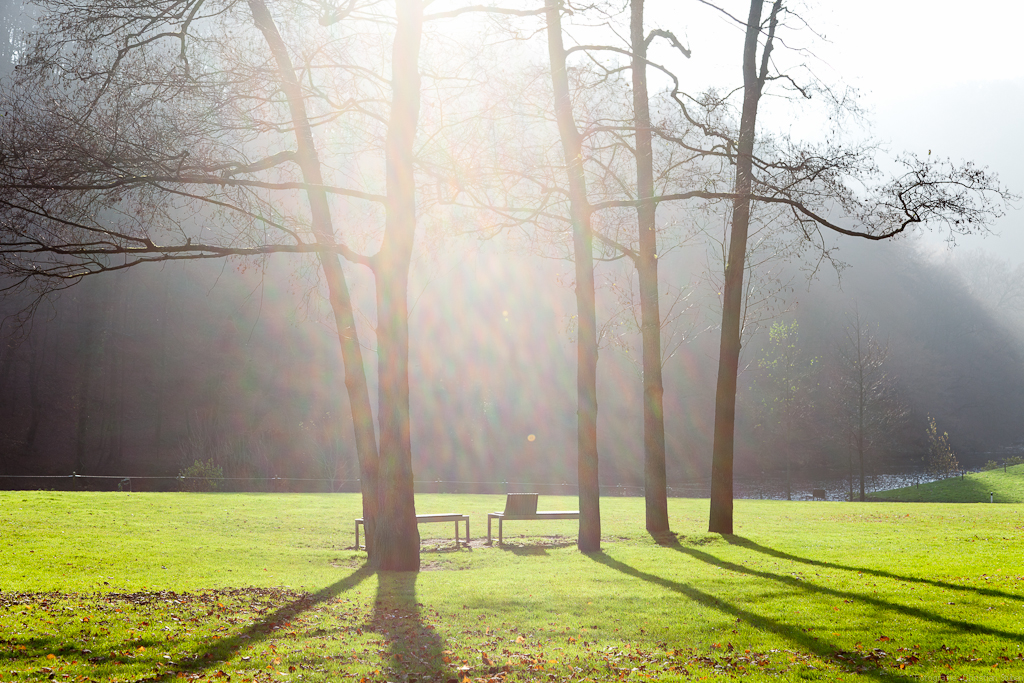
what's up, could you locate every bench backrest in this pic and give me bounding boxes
[503,492,539,516]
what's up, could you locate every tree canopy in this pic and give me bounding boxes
[0,0,1015,555]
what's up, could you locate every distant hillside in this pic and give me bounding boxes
[869,464,1024,503]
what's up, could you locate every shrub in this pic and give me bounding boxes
[178,459,224,492]
[925,416,959,479]
[982,455,1024,471]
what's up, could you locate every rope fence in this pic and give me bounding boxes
[0,469,948,499]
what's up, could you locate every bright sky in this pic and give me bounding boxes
[647,1,1024,257]
[819,1,1024,255]
[817,1,1024,100]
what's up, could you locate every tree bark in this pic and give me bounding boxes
[247,0,382,560]
[630,0,669,534]
[546,0,601,552]
[74,281,105,476]
[372,0,424,571]
[24,320,48,458]
[709,0,780,535]
[848,448,854,502]
[107,272,130,470]
[857,331,866,502]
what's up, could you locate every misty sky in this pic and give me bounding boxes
[824,1,1024,255]
[650,1,1024,256]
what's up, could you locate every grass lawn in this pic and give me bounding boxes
[1,491,1023,681]
[870,463,1024,503]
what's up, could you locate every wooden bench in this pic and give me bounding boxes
[487,493,580,545]
[355,513,469,550]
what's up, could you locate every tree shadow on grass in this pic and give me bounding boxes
[419,541,471,554]
[4,565,448,682]
[500,545,550,556]
[369,571,446,680]
[587,551,904,681]
[585,552,913,679]
[169,564,375,678]
[0,583,376,678]
[662,537,1024,645]
[490,536,575,555]
[724,535,1024,603]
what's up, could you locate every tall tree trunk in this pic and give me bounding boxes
[857,328,866,501]
[0,326,16,465]
[153,281,170,455]
[858,438,866,501]
[372,0,424,572]
[785,450,791,500]
[247,0,381,560]
[75,281,105,476]
[24,320,48,458]
[546,0,601,552]
[848,448,854,502]
[92,273,124,473]
[631,0,669,534]
[0,333,14,416]
[105,272,129,470]
[709,0,780,534]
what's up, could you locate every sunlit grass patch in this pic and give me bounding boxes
[2,492,1024,681]
[870,462,1024,502]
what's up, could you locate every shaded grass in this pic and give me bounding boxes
[870,462,1024,502]
[2,492,1024,681]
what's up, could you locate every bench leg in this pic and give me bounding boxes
[355,519,361,551]
[498,517,503,546]
[466,518,470,546]
[487,516,492,544]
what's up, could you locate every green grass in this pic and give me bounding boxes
[2,491,1024,681]
[870,462,1024,502]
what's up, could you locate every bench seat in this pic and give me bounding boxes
[487,493,579,545]
[355,513,469,550]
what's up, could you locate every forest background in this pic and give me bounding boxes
[0,0,1022,495]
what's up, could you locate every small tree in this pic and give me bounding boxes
[925,416,960,479]
[832,311,907,501]
[753,320,817,500]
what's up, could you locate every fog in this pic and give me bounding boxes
[2,224,1021,491]
[0,0,1021,498]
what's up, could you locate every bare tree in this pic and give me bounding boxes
[629,0,695,534]
[0,0,514,568]
[528,0,710,539]
[537,0,695,546]
[752,319,817,500]
[0,0,1011,550]
[699,0,1012,533]
[544,0,602,551]
[832,310,905,501]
